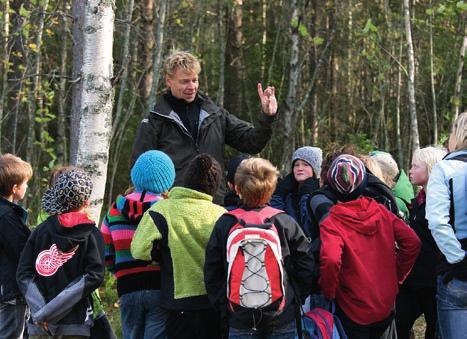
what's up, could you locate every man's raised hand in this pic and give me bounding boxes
[257,83,277,116]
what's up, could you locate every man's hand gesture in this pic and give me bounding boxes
[258,83,277,116]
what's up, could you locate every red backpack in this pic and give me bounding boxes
[226,206,286,313]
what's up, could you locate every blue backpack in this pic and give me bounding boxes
[296,303,348,339]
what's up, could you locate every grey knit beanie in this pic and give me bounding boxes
[291,146,323,178]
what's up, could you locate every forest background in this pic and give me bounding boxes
[0,0,465,336]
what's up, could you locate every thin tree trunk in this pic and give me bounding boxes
[107,23,140,203]
[147,0,167,112]
[217,0,225,106]
[260,0,267,82]
[112,0,134,137]
[280,0,300,171]
[226,0,244,116]
[26,0,49,164]
[311,91,319,145]
[73,0,115,223]
[70,0,85,161]
[0,0,10,152]
[57,6,69,165]
[452,31,466,120]
[403,0,420,152]
[347,0,354,127]
[396,8,403,165]
[141,0,154,99]
[429,0,438,144]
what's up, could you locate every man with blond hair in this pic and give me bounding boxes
[131,51,278,203]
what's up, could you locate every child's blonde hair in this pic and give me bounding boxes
[359,155,385,183]
[235,158,279,208]
[450,112,467,151]
[0,154,33,197]
[163,51,201,78]
[412,146,447,177]
[369,151,399,188]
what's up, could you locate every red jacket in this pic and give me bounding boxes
[319,197,420,325]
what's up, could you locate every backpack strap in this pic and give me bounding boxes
[226,206,283,224]
[444,153,467,232]
[445,153,467,162]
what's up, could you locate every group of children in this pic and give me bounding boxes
[0,113,466,339]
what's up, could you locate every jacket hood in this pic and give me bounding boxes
[49,212,96,252]
[393,170,414,203]
[329,197,381,235]
[115,191,162,224]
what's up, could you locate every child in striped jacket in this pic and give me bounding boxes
[100,150,175,339]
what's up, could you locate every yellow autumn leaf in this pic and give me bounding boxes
[28,43,38,51]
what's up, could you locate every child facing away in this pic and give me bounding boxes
[204,157,315,338]
[319,155,421,339]
[17,168,105,337]
[0,154,33,339]
[370,150,415,220]
[101,150,175,339]
[37,166,115,339]
[396,146,446,339]
[131,153,226,339]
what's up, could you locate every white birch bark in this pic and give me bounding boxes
[403,0,420,152]
[72,0,115,223]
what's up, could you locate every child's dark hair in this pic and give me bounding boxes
[321,144,357,185]
[48,166,74,187]
[184,154,222,196]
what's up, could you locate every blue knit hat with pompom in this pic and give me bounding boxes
[131,151,175,194]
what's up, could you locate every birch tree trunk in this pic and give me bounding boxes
[0,0,10,151]
[452,31,466,120]
[72,0,115,223]
[280,0,300,171]
[403,0,420,152]
[147,0,167,112]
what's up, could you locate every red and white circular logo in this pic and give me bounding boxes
[35,244,79,277]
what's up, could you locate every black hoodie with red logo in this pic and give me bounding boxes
[16,212,104,337]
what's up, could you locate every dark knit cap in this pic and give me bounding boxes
[327,154,367,202]
[184,153,222,196]
[226,154,250,185]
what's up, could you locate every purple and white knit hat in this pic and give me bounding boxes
[327,154,367,201]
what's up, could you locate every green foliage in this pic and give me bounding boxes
[347,133,376,154]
